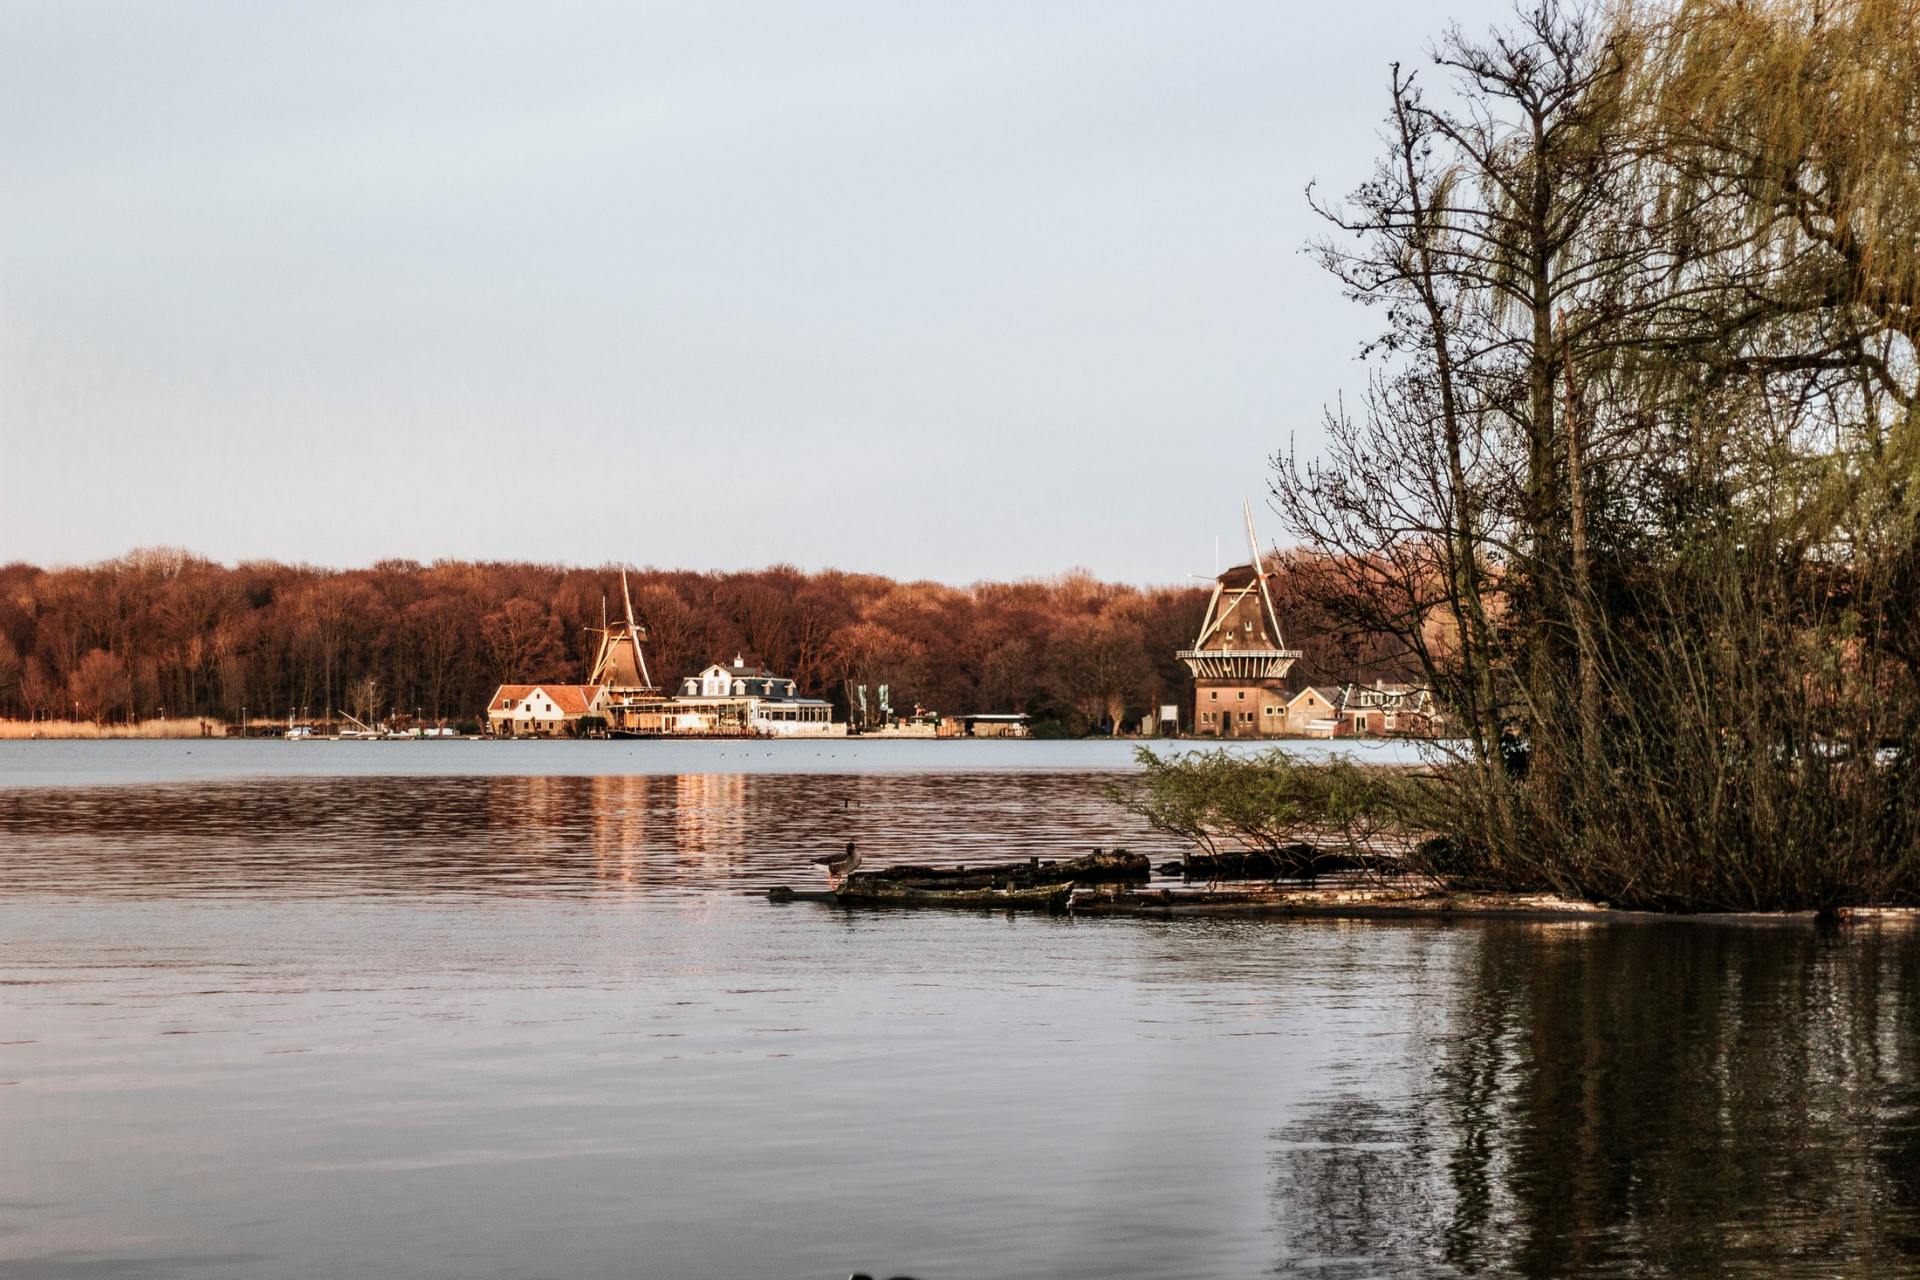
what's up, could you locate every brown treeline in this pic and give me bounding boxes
[0,549,1408,732]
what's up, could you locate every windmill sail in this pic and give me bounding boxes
[621,570,653,690]
[1243,498,1288,651]
[1175,500,1301,685]
[586,569,657,692]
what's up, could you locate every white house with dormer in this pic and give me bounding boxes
[669,655,841,736]
[681,657,801,700]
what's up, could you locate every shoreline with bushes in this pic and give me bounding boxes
[1112,747,1920,916]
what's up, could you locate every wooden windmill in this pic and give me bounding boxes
[586,570,657,694]
[1175,501,1302,736]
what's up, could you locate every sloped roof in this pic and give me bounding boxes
[699,659,784,680]
[1339,682,1432,711]
[1192,563,1290,652]
[490,684,604,715]
[538,685,605,716]
[589,625,651,689]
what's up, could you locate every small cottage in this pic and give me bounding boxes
[1282,686,1345,737]
[487,684,608,737]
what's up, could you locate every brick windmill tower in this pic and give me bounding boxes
[1177,501,1301,737]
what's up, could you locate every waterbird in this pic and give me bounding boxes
[811,840,861,888]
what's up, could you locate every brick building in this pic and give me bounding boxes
[1333,681,1439,737]
[1177,505,1302,738]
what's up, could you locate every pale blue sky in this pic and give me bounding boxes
[0,1,1512,583]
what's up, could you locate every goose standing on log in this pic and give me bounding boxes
[812,841,861,888]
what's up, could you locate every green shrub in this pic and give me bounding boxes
[1108,747,1437,872]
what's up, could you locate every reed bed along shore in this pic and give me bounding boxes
[0,718,219,740]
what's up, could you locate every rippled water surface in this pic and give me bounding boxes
[3,742,1918,1279]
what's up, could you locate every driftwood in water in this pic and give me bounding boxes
[864,849,1150,890]
[769,880,1069,911]
[841,879,1070,910]
[1156,844,1377,881]
[1068,882,1603,920]
[766,886,840,903]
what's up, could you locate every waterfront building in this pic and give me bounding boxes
[485,571,843,738]
[602,656,841,737]
[1274,681,1441,738]
[487,684,609,736]
[1282,685,1343,736]
[1178,503,1302,738]
[682,656,834,733]
[679,659,800,701]
[938,713,1032,738]
[1334,681,1439,737]
[590,571,665,730]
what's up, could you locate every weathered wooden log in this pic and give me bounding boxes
[1155,844,1375,881]
[827,878,1071,911]
[865,849,1150,889]
[767,885,839,903]
[1068,883,1602,920]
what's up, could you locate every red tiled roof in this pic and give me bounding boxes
[540,685,603,716]
[491,684,537,709]
[488,683,603,715]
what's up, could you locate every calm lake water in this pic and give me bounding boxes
[2,741,1917,1279]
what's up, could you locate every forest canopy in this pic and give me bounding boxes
[0,552,1411,733]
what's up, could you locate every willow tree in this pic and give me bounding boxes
[1291,1,1674,840]
[1287,0,1920,909]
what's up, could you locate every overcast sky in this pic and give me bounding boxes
[0,1,1512,584]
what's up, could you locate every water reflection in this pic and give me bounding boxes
[5,768,1920,1279]
[0,771,1181,898]
[1270,920,1920,1278]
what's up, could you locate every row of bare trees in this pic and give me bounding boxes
[0,551,1411,733]
[1284,0,1920,908]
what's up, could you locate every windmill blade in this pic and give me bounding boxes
[1188,578,1224,649]
[1244,498,1288,650]
[586,595,612,685]
[622,569,653,689]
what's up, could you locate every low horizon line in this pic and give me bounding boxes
[3,545,1301,592]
